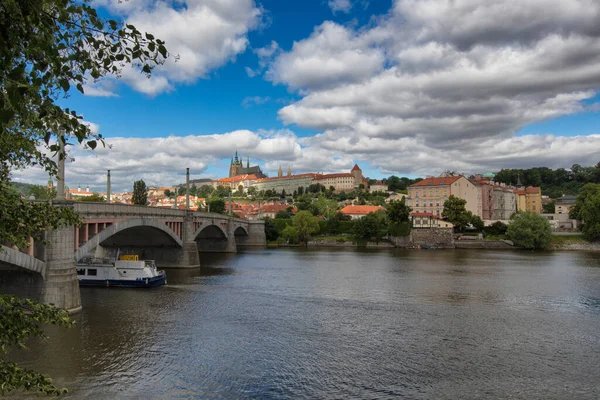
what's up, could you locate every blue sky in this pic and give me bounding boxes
[17,0,600,191]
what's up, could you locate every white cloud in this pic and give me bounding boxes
[265,0,600,174]
[328,0,352,14]
[90,0,263,96]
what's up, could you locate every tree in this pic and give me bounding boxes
[291,210,319,244]
[484,221,508,236]
[26,184,56,200]
[542,200,556,214]
[386,198,411,223]
[132,179,148,205]
[442,195,472,232]
[470,215,485,231]
[198,185,214,198]
[76,193,105,202]
[570,183,600,241]
[506,212,553,249]
[247,186,257,197]
[263,217,279,242]
[207,198,225,214]
[214,185,231,198]
[313,195,338,218]
[1,295,73,395]
[354,211,387,242]
[281,225,299,244]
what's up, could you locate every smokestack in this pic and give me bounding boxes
[107,170,111,203]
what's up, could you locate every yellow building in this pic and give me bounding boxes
[515,187,542,213]
[407,176,480,217]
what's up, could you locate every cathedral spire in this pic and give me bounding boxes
[287,166,291,177]
[278,165,283,178]
[516,172,523,187]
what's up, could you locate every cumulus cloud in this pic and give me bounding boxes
[266,0,600,175]
[89,0,263,96]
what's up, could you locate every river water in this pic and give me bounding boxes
[11,249,600,399]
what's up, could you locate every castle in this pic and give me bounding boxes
[229,151,266,178]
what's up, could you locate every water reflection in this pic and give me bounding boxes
[7,248,600,399]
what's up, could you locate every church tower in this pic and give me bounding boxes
[287,166,291,177]
[278,165,283,178]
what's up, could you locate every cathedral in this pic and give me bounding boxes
[229,151,267,178]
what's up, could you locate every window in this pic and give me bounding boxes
[87,269,97,276]
[430,201,433,207]
[77,268,85,275]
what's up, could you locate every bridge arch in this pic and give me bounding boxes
[193,223,228,240]
[0,245,46,276]
[75,218,183,260]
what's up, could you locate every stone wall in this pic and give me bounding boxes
[410,228,455,248]
[455,240,514,249]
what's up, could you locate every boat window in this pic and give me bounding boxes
[87,269,97,276]
[76,268,85,275]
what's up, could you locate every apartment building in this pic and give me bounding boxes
[407,176,480,217]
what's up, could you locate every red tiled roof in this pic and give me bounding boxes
[409,176,462,187]
[351,164,361,172]
[255,173,316,182]
[526,186,541,193]
[340,205,383,215]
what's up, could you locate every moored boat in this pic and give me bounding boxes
[76,254,167,288]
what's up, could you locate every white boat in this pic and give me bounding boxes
[76,254,167,288]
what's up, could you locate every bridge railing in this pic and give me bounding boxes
[74,202,186,218]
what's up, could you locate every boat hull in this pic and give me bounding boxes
[79,273,167,288]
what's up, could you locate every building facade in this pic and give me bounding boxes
[407,176,480,217]
[515,186,542,213]
[229,152,266,178]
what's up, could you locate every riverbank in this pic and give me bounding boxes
[269,234,600,251]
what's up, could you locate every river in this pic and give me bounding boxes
[10,249,600,399]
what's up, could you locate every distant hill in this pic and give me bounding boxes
[10,182,35,196]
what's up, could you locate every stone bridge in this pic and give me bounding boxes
[0,201,266,313]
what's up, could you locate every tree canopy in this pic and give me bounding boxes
[441,195,473,232]
[506,212,553,249]
[132,179,148,206]
[291,210,319,244]
[570,183,600,241]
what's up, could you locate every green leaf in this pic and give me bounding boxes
[87,140,97,150]
[76,83,84,94]
[158,45,167,59]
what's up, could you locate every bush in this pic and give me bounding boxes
[507,212,553,249]
[484,221,508,236]
[388,221,411,236]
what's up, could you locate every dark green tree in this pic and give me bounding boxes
[214,185,231,198]
[386,198,411,223]
[570,183,600,241]
[163,189,174,198]
[354,211,387,242]
[263,217,279,242]
[470,215,485,231]
[247,186,257,197]
[542,201,556,214]
[132,179,148,205]
[208,198,225,214]
[198,185,214,198]
[442,195,472,232]
[506,212,553,249]
[484,221,508,236]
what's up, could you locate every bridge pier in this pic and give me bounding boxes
[41,219,82,314]
[179,212,201,268]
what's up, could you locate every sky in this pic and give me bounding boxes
[12,0,600,192]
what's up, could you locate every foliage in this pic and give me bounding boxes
[542,200,556,214]
[0,294,73,395]
[386,198,411,223]
[0,181,82,249]
[163,189,174,198]
[291,211,320,244]
[1,0,169,180]
[385,175,422,192]
[76,193,105,202]
[506,212,553,249]
[570,183,600,241]
[198,185,214,198]
[494,163,600,199]
[313,195,338,218]
[470,215,485,231]
[207,198,225,214]
[388,221,411,236]
[484,221,508,236]
[353,211,387,242]
[281,225,300,244]
[213,185,231,198]
[247,186,257,197]
[275,207,294,219]
[27,185,56,200]
[263,217,279,242]
[132,179,148,206]
[441,195,472,232]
